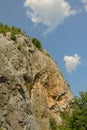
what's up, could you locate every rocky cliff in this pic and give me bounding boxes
[0,32,73,130]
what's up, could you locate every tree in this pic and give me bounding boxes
[49,118,57,130]
[70,92,87,130]
[59,91,87,130]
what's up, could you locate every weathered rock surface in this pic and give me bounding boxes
[0,33,73,130]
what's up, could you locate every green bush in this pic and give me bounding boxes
[32,38,42,50]
[11,33,16,41]
[18,45,22,50]
[58,112,71,130]
[0,22,22,37]
[49,118,58,130]
[59,91,87,130]
[69,92,87,130]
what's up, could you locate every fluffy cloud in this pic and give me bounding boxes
[81,0,87,11]
[64,54,81,73]
[24,0,77,35]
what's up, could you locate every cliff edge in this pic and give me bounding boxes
[0,32,73,130]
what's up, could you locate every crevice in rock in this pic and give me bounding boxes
[0,76,8,83]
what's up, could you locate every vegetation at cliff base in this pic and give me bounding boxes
[49,91,87,130]
[59,91,87,130]
[49,118,57,130]
[70,91,87,130]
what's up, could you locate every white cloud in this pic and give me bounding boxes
[81,0,87,11]
[24,0,78,35]
[64,54,81,73]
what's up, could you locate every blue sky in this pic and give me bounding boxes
[0,0,87,95]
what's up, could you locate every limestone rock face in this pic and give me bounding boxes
[0,33,73,130]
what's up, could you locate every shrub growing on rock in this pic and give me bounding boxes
[32,38,42,51]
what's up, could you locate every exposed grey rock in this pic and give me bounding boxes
[0,32,73,130]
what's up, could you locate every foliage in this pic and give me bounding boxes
[49,92,87,130]
[59,112,71,130]
[17,45,22,50]
[49,118,58,130]
[45,52,51,57]
[0,128,3,130]
[11,33,16,41]
[0,22,22,41]
[69,91,87,130]
[59,91,87,130]
[32,38,42,50]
